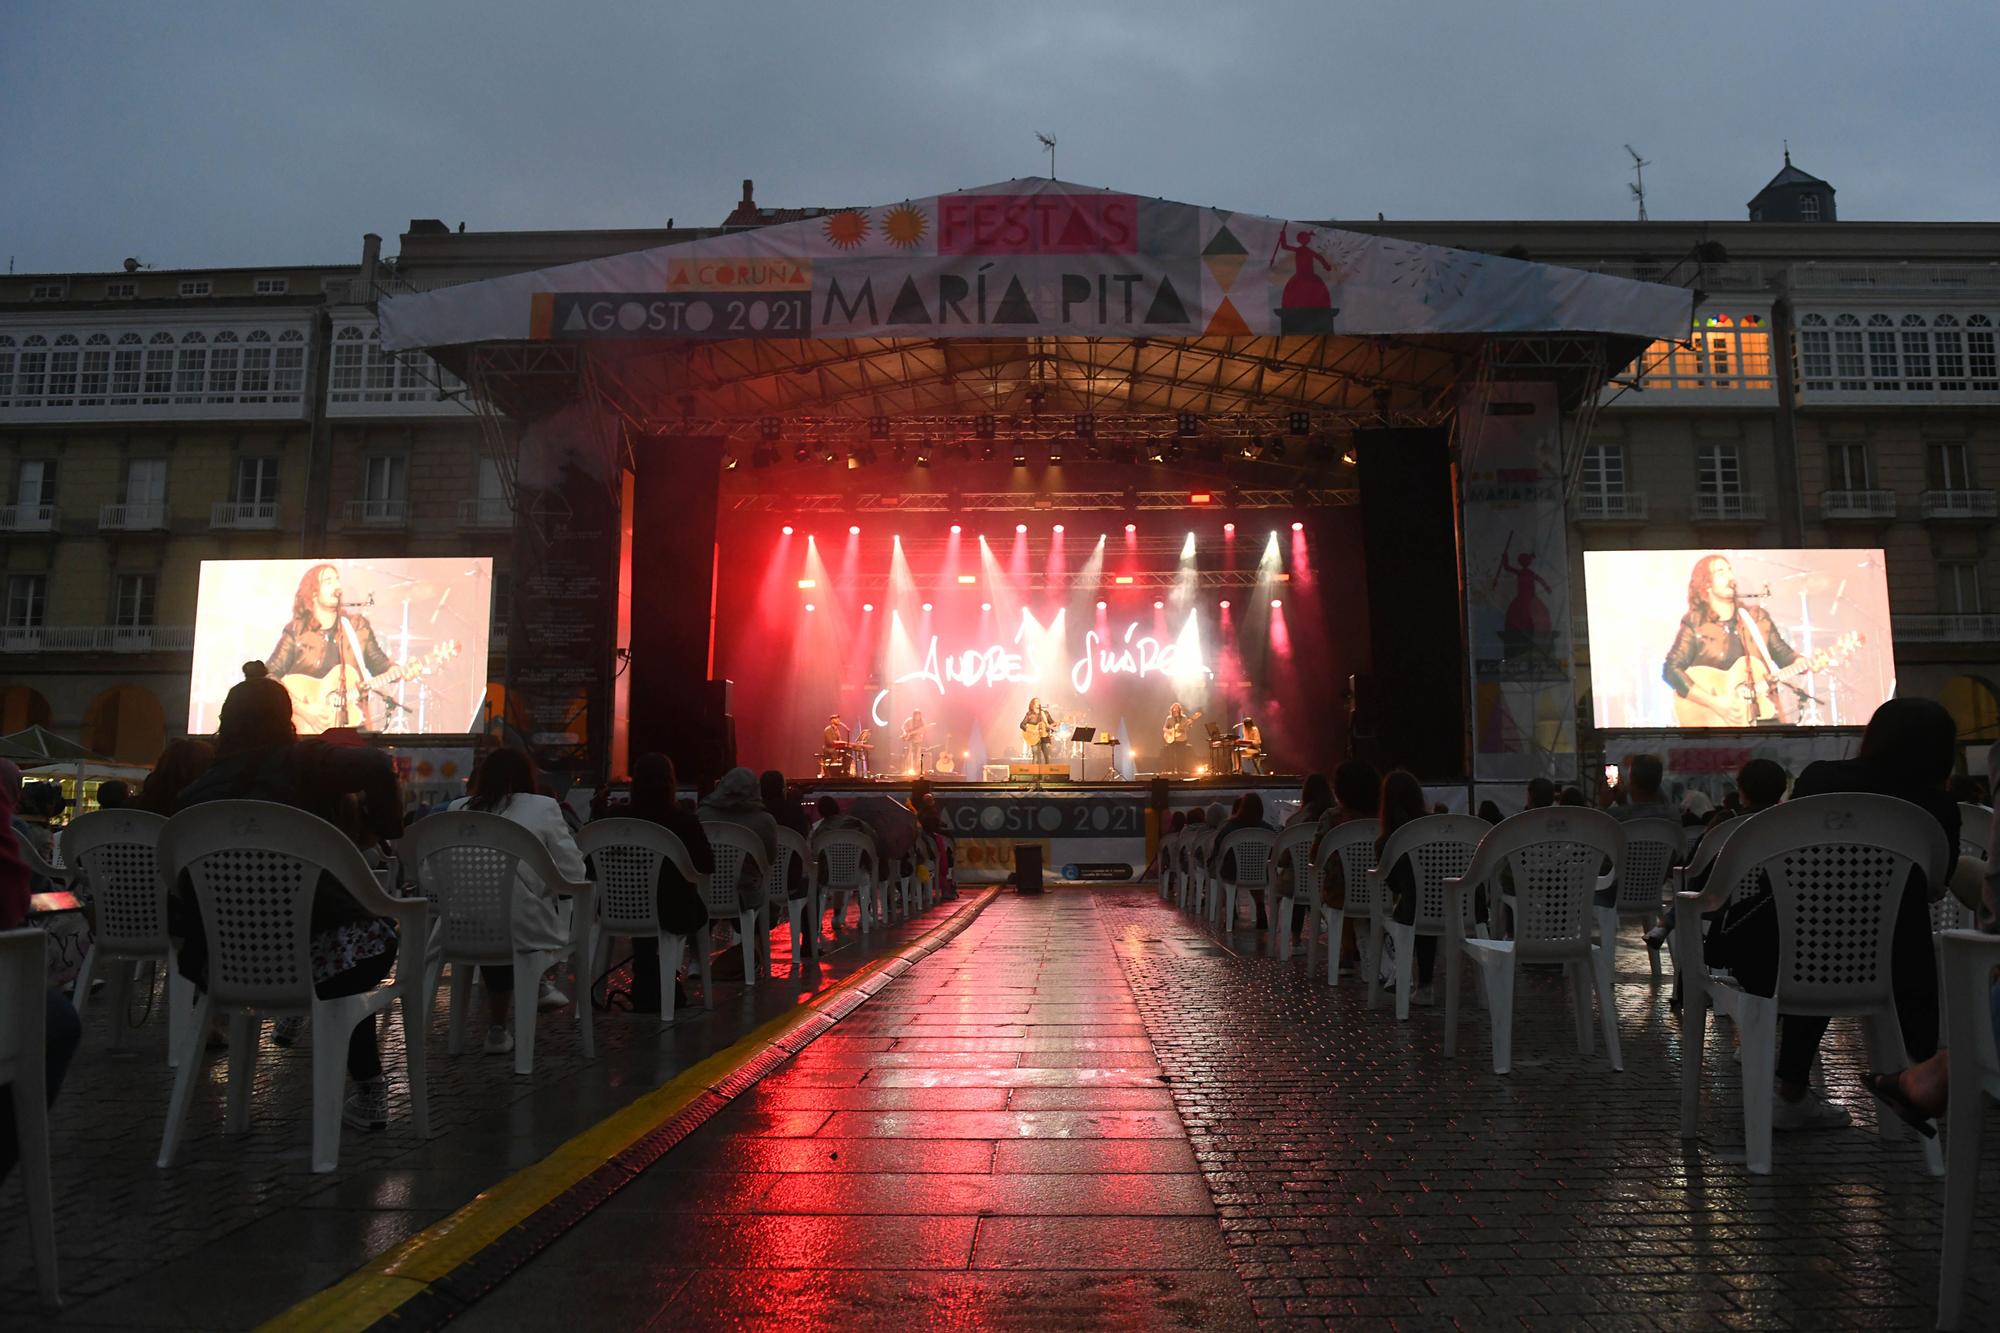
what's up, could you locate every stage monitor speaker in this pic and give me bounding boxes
[629,434,726,781]
[1353,427,1465,779]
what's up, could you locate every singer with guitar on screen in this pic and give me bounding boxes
[265,563,457,734]
[1662,553,1832,727]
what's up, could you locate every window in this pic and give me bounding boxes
[1867,314,1899,389]
[1799,310,2000,394]
[105,281,136,299]
[79,333,111,404]
[330,326,365,401]
[174,330,207,403]
[1696,443,1742,497]
[364,454,407,504]
[28,283,66,302]
[1581,443,1625,497]
[1799,313,1831,389]
[206,330,239,401]
[4,574,46,628]
[1833,313,1866,389]
[1826,442,1872,491]
[110,333,142,403]
[1969,315,1997,390]
[178,279,213,298]
[1900,314,1932,390]
[273,329,305,399]
[16,335,47,405]
[125,458,167,508]
[1928,442,1972,492]
[253,277,289,295]
[0,335,13,404]
[1934,314,1965,390]
[16,459,57,506]
[1632,313,1774,392]
[114,573,157,629]
[45,334,79,404]
[238,330,272,401]
[1939,563,1982,615]
[142,331,175,404]
[1800,194,1822,222]
[233,456,279,506]
[364,329,396,398]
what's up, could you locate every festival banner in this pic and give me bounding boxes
[382,178,1690,352]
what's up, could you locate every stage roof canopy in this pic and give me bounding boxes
[383,178,1691,425]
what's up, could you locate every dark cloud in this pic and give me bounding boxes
[3,0,1994,273]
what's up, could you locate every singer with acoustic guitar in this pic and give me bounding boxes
[1161,702,1203,776]
[265,563,458,734]
[1662,554,1830,727]
[1020,697,1058,764]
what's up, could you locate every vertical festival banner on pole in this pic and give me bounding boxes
[506,401,624,780]
[1460,382,1579,785]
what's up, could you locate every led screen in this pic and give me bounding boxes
[190,557,492,735]
[1583,547,1894,729]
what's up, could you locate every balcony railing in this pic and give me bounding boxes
[1574,490,1648,522]
[210,500,281,530]
[0,625,194,653]
[344,498,409,527]
[0,503,59,532]
[99,501,168,531]
[1692,492,1767,522]
[1819,489,1897,521]
[1893,613,2000,643]
[458,497,514,530]
[1919,489,1998,520]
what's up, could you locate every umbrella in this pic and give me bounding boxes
[844,794,920,861]
[0,725,105,764]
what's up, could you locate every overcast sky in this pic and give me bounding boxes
[5,1,1995,274]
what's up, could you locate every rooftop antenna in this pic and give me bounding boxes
[1035,132,1057,180]
[1625,144,1651,222]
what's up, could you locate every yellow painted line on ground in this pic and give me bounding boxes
[264,888,1000,1333]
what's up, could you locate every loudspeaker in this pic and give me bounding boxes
[629,434,726,781]
[1353,427,1465,779]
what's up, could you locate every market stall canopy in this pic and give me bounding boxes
[0,725,106,764]
[383,178,1691,352]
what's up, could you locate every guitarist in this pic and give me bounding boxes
[1662,554,1808,727]
[1161,702,1202,776]
[1020,697,1057,764]
[266,563,392,733]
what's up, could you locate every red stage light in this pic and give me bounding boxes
[849,525,860,535]
[781,525,794,535]
[1015,523,1027,534]
[1223,522,1235,534]
[956,574,977,584]
[796,578,817,589]
[1052,523,1064,534]
[1291,521,1304,532]
[1271,598,1283,608]
[804,603,815,612]
[1095,600,1107,610]
[1153,600,1164,609]
[949,523,961,534]
[862,602,874,612]
[1189,491,1213,505]
[921,601,933,611]
[1219,599,1231,609]
[1113,575,1134,584]
[981,602,991,611]
[1124,523,1136,533]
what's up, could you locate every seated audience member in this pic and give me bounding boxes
[134,739,216,817]
[170,668,408,1131]
[1717,700,1959,1131]
[1557,786,1590,808]
[11,782,59,891]
[596,753,714,1011]
[811,794,842,829]
[1524,777,1556,811]
[0,759,82,1185]
[699,766,779,869]
[1611,753,1674,822]
[1680,790,1715,828]
[1318,760,1381,966]
[94,780,130,810]
[1476,800,1504,824]
[1275,774,1335,936]
[454,747,588,1055]
[1655,758,1789,957]
[762,770,811,901]
[1210,792,1274,928]
[1378,769,1440,1002]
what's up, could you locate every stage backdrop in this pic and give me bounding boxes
[1584,547,1894,730]
[190,557,490,735]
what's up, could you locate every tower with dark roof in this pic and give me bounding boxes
[1748,149,1836,222]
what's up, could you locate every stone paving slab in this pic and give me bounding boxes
[0,897,979,1328]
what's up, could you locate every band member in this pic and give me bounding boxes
[901,709,929,774]
[1021,697,1057,763]
[1235,716,1264,776]
[1663,554,1819,727]
[852,727,874,779]
[265,563,391,732]
[1161,702,1201,777]
[823,714,847,749]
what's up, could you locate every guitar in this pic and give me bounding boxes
[1671,632,1861,728]
[934,735,957,775]
[1021,711,1057,747]
[1162,709,1204,744]
[282,640,461,734]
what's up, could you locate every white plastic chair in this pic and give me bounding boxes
[0,927,58,1305]
[399,810,595,1077]
[1273,824,1321,962]
[1313,821,1380,986]
[1366,815,1487,1021]
[1674,793,1948,1176]
[695,820,770,994]
[1185,825,1219,916]
[1596,816,1684,986]
[1444,808,1626,1075]
[812,826,879,935]
[155,801,432,1174]
[1211,827,1278,938]
[765,826,812,972]
[577,819,704,1027]
[1957,803,1991,861]
[60,810,193,1066]
[16,833,65,890]
[1936,928,2000,1330]
[1156,829,1179,901]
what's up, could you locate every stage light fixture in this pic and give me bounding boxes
[980,442,995,462]
[915,448,932,467]
[1223,522,1235,534]
[1113,576,1134,585]
[921,601,933,611]
[1266,437,1288,460]
[957,574,977,584]
[1189,491,1213,505]
[1047,444,1063,464]
[722,453,739,470]
[1271,598,1283,608]
[1124,523,1136,533]
[1291,521,1304,531]
[821,448,840,465]
[1012,449,1028,467]
[862,602,874,612]
[796,578,817,589]
[848,525,861,535]
[949,523,962,534]
[1219,599,1231,609]
[869,415,890,440]
[1095,600,1107,610]
[793,444,811,463]
[760,417,783,441]
[975,414,996,439]
[1177,412,1200,437]
[804,603,815,612]
[1153,599,1164,609]
[1340,447,1358,466]
[1075,413,1096,439]
[981,601,991,611]
[852,445,878,466]
[1238,441,1258,460]
[1015,523,1028,534]
[1288,411,1311,436]
[1052,523,1064,534]
[781,524,795,535]
[1165,441,1183,463]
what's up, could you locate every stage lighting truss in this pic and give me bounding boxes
[783,566,1288,593]
[725,488,1354,513]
